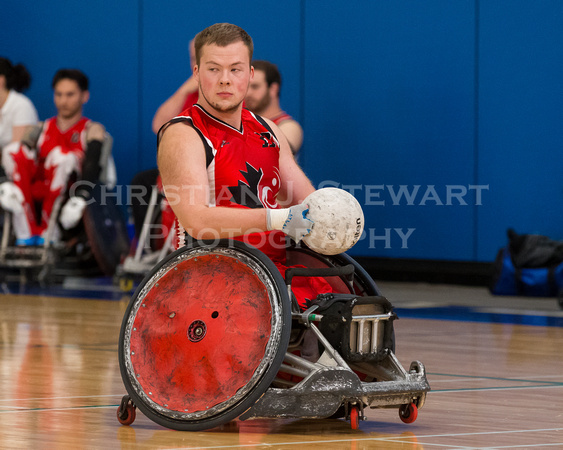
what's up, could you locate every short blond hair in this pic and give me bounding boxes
[194,23,253,66]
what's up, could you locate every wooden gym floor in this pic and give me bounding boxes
[0,277,562,449]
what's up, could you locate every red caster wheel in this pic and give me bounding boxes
[399,402,418,424]
[350,404,360,430]
[117,395,136,426]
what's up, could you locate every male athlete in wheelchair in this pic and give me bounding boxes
[116,23,429,431]
[0,69,128,281]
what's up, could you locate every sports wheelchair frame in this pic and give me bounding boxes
[117,239,430,431]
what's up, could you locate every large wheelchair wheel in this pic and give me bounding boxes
[118,239,292,431]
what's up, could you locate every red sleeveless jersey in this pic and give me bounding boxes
[181,91,199,111]
[271,110,293,126]
[36,117,90,160]
[164,104,287,260]
[161,105,333,308]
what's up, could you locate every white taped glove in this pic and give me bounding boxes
[267,204,313,243]
[60,196,87,230]
[0,181,25,214]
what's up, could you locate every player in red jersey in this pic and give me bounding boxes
[0,69,106,245]
[133,50,301,255]
[245,60,303,155]
[157,23,330,315]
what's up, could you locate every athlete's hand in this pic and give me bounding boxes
[60,196,87,230]
[267,204,313,243]
[0,181,24,214]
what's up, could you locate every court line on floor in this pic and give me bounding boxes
[430,373,563,382]
[164,427,563,449]
[430,384,563,393]
[0,404,120,413]
[2,378,562,411]
[426,371,563,392]
[429,372,563,383]
[0,394,122,402]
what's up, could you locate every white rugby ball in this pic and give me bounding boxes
[302,188,364,255]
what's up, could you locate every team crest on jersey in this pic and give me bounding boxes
[71,132,80,143]
[228,163,264,208]
[255,132,277,148]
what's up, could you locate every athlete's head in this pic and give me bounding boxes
[245,60,282,114]
[0,57,32,93]
[193,23,254,115]
[194,23,253,66]
[52,69,90,120]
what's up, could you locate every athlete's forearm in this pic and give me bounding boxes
[172,203,268,239]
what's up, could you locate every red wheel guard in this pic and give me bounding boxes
[129,254,272,413]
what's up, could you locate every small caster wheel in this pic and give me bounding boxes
[399,402,418,424]
[119,277,134,292]
[117,395,136,426]
[350,404,360,430]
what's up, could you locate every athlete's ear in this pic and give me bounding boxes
[270,81,279,99]
[194,64,200,82]
[82,90,90,105]
[249,65,254,81]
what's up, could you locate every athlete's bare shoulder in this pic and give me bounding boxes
[85,121,106,141]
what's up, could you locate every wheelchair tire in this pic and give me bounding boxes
[82,184,130,276]
[118,239,292,431]
[287,245,383,297]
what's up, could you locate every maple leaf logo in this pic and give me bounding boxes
[228,163,263,208]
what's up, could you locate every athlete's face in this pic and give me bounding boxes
[245,69,271,114]
[195,41,253,115]
[53,79,88,120]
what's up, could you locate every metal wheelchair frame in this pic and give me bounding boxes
[116,240,430,431]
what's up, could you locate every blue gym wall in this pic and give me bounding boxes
[2,1,562,263]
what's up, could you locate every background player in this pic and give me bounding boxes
[245,60,303,155]
[0,69,106,245]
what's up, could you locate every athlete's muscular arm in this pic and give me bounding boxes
[20,123,44,149]
[277,119,303,155]
[74,122,106,197]
[152,77,198,134]
[12,125,32,145]
[59,121,107,229]
[85,121,106,142]
[158,122,269,239]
